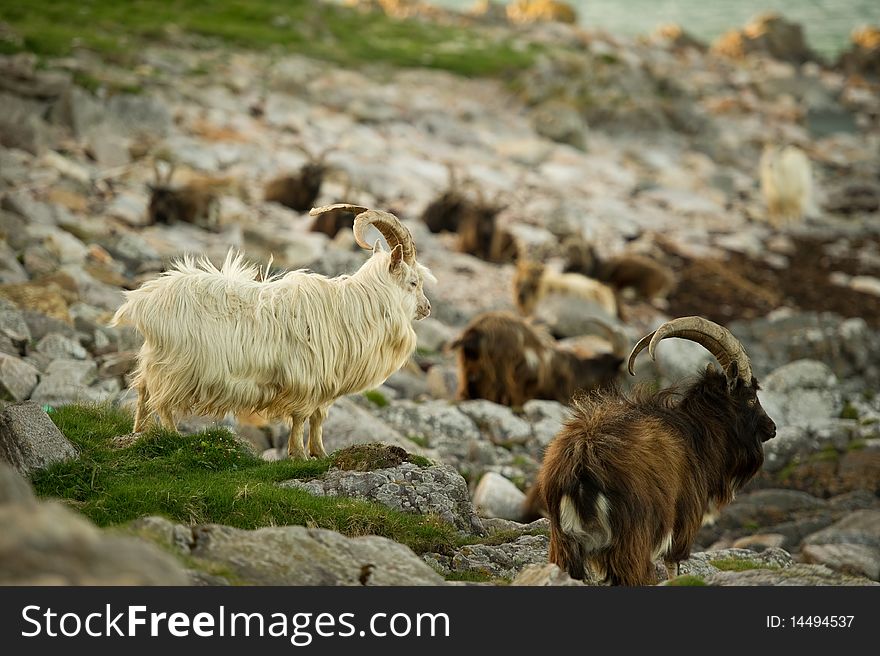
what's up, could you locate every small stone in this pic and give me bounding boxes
[472,472,528,521]
[0,352,39,402]
[35,332,87,360]
[512,563,587,586]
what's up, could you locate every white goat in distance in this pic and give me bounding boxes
[111,204,435,460]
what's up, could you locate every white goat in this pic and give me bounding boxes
[759,144,813,226]
[111,204,435,460]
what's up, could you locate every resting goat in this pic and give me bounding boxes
[147,161,220,230]
[538,316,776,585]
[514,259,618,318]
[759,144,813,227]
[111,205,434,460]
[451,311,624,407]
[561,236,675,302]
[264,147,333,213]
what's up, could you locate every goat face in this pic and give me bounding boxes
[513,261,543,314]
[385,244,433,321]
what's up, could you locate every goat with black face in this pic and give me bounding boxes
[538,316,776,586]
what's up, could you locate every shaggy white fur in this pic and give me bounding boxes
[760,145,814,226]
[111,247,434,459]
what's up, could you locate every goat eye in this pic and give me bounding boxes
[409,281,417,289]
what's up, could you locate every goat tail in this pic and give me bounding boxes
[541,448,610,581]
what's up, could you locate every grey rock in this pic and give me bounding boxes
[759,360,842,430]
[0,352,39,402]
[0,401,77,475]
[802,543,880,581]
[0,461,35,505]
[457,400,532,445]
[704,563,877,586]
[472,472,527,521]
[179,520,445,586]
[803,510,880,549]
[317,397,427,455]
[523,399,569,446]
[530,99,588,149]
[35,332,87,360]
[680,547,795,579]
[444,534,550,579]
[30,358,101,406]
[106,94,172,138]
[0,502,188,585]
[283,461,485,535]
[730,312,880,385]
[21,309,76,343]
[376,399,481,449]
[413,317,456,353]
[0,240,27,284]
[512,563,588,586]
[0,298,30,356]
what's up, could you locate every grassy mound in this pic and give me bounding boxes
[32,404,460,554]
[0,0,539,77]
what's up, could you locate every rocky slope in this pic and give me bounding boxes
[0,5,878,585]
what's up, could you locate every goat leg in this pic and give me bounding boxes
[307,406,329,459]
[287,416,308,460]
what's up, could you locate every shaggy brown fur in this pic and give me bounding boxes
[451,311,623,407]
[421,191,468,233]
[562,235,675,301]
[147,184,219,229]
[264,163,327,212]
[456,202,516,263]
[539,366,776,585]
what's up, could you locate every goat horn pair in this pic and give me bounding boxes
[626,316,753,383]
[309,204,416,263]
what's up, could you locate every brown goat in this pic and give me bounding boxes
[421,165,470,234]
[147,162,220,230]
[562,235,675,301]
[450,311,624,407]
[264,147,333,212]
[538,316,776,585]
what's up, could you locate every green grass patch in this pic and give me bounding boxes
[406,434,430,449]
[443,570,510,584]
[0,0,540,77]
[840,402,860,420]
[362,389,388,408]
[33,404,461,554]
[667,575,707,586]
[710,558,780,572]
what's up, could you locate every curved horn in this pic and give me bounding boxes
[626,316,752,382]
[310,204,416,263]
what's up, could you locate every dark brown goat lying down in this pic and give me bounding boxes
[537,316,777,586]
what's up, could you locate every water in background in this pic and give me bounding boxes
[431,0,880,57]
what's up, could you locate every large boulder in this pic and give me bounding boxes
[283,456,485,535]
[0,464,187,585]
[0,401,77,475]
[134,516,445,586]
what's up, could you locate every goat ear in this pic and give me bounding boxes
[389,243,404,272]
[725,361,739,391]
[372,239,383,255]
